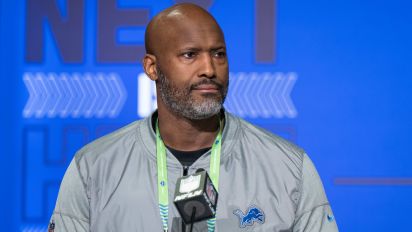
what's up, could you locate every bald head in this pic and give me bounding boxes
[142,3,229,121]
[144,3,224,55]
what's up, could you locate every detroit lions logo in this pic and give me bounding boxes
[233,205,265,228]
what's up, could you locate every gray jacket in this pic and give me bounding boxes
[50,111,338,231]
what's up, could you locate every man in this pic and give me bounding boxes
[49,3,338,232]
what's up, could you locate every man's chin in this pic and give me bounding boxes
[192,106,222,119]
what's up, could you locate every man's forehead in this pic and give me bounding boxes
[167,21,223,51]
[145,3,225,54]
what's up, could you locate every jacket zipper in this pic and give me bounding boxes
[182,165,189,232]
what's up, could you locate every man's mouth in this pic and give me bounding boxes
[192,84,220,93]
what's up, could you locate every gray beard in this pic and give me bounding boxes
[156,67,227,120]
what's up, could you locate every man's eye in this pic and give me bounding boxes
[214,51,226,58]
[183,52,196,58]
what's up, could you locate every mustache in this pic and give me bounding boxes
[190,79,224,91]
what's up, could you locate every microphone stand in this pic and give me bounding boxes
[189,206,196,232]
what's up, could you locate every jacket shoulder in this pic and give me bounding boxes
[73,119,144,168]
[228,113,305,163]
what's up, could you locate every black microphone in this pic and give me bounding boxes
[173,168,218,225]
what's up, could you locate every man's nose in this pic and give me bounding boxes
[198,53,216,78]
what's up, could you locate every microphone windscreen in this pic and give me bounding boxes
[173,170,218,224]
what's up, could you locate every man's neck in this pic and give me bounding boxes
[157,107,220,151]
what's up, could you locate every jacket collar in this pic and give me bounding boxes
[138,109,240,168]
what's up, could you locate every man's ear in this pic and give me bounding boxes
[143,54,158,81]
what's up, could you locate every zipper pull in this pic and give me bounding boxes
[183,166,189,176]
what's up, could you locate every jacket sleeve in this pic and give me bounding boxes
[48,156,90,231]
[292,153,339,232]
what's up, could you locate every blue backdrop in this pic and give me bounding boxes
[1,0,412,231]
